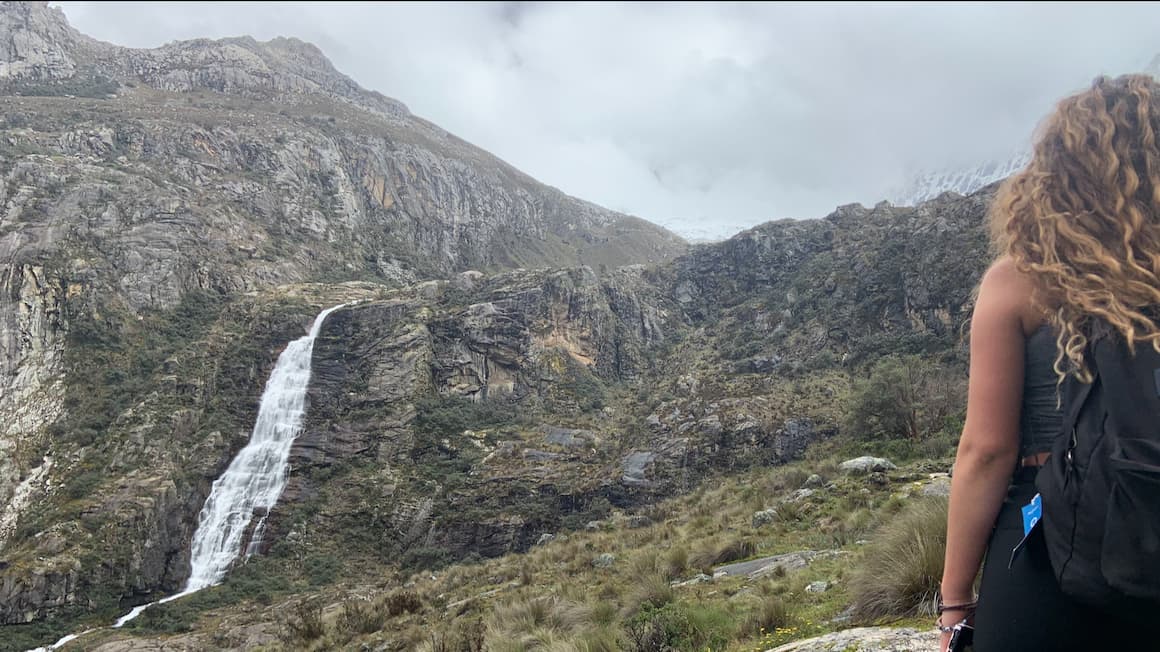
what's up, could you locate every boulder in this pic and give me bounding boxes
[784,488,815,503]
[769,626,936,651]
[752,509,779,528]
[839,456,897,474]
[592,554,616,569]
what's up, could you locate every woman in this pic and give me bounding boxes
[939,74,1160,652]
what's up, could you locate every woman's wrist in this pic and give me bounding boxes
[938,583,975,604]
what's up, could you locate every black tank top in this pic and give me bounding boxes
[1020,326,1063,457]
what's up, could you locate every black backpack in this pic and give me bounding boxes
[1036,322,1160,613]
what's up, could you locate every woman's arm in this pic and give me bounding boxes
[939,259,1031,641]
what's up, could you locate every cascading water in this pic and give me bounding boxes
[113,303,345,627]
[181,302,345,592]
[29,304,345,650]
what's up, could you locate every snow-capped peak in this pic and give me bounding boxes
[889,151,1030,207]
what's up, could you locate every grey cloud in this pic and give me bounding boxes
[54,1,1160,239]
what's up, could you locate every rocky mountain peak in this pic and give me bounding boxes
[0,0,91,83]
[0,1,409,117]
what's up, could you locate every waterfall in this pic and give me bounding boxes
[103,303,345,631]
[179,303,343,592]
[27,304,342,650]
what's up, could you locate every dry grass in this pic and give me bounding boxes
[279,599,325,644]
[690,537,757,571]
[232,456,958,652]
[337,598,384,635]
[849,496,949,622]
[380,589,423,617]
[739,595,792,638]
[623,573,676,615]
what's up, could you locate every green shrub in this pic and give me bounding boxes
[849,497,948,622]
[401,545,453,571]
[626,603,733,652]
[381,589,423,617]
[123,601,197,635]
[844,355,964,441]
[305,553,343,586]
[11,71,119,98]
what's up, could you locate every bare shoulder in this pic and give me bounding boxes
[978,256,1043,334]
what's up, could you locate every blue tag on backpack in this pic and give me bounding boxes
[1021,493,1042,536]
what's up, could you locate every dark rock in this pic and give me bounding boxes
[543,427,596,448]
[621,451,657,486]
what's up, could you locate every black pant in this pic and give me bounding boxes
[974,479,1149,651]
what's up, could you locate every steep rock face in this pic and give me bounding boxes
[274,268,679,562]
[0,1,86,84]
[0,187,1001,632]
[671,191,993,368]
[0,264,67,550]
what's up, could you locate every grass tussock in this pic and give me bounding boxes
[739,595,792,638]
[279,599,325,644]
[420,619,486,652]
[849,496,949,622]
[381,589,423,617]
[337,598,384,635]
[690,537,757,571]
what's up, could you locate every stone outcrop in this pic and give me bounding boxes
[768,626,937,652]
[840,456,898,474]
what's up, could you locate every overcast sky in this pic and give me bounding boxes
[54,2,1160,240]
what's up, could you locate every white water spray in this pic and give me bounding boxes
[22,304,347,652]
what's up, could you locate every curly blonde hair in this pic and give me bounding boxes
[991,74,1160,382]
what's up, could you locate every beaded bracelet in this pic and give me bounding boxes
[935,599,977,633]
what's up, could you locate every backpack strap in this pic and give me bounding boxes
[1059,339,1101,450]
[1061,375,1095,435]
